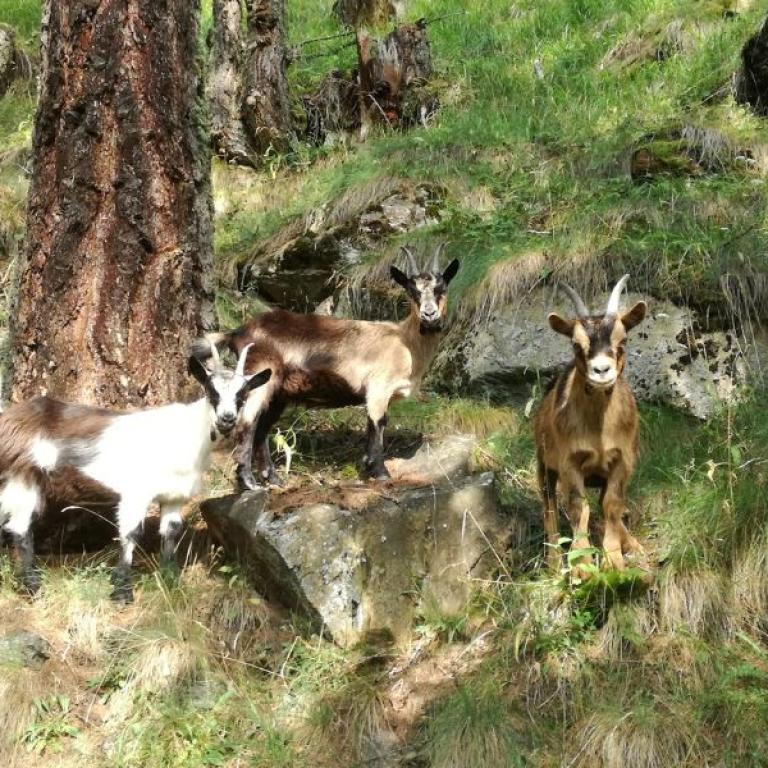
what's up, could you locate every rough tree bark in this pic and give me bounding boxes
[334,0,403,28]
[11,0,214,408]
[241,0,293,157]
[209,0,255,165]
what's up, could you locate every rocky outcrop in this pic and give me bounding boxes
[434,290,764,419]
[240,181,442,313]
[202,437,515,647]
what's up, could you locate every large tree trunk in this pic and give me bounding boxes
[209,0,255,166]
[241,0,293,157]
[334,0,403,28]
[11,0,214,408]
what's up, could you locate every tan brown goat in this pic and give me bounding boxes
[534,275,647,572]
[194,245,459,489]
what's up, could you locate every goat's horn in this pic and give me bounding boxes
[431,242,447,273]
[401,246,419,276]
[209,338,222,370]
[605,273,630,316]
[235,343,254,377]
[560,283,590,318]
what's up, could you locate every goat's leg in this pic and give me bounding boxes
[362,389,391,480]
[12,529,40,595]
[235,418,259,491]
[601,467,644,570]
[111,500,146,604]
[159,503,184,578]
[560,470,593,577]
[537,456,560,572]
[364,414,389,479]
[2,476,42,594]
[252,400,287,487]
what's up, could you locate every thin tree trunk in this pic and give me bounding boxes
[209,0,255,165]
[11,0,214,408]
[242,0,293,157]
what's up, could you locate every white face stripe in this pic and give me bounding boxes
[209,371,250,423]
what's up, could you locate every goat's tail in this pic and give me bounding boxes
[189,331,231,361]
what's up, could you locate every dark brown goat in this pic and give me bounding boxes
[194,245,459,489]
[534,275,647,572]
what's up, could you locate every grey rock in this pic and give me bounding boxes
[0,630,51,670]
[447,289,764,419]
[202,471,511,648]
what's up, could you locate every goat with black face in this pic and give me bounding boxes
[534,275,647,573]
[194,244,460,488]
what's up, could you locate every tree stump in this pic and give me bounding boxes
[735,15,768,116]
[356,20,434,138]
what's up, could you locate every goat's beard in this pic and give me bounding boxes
[419,322,443,335]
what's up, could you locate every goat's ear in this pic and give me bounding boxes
[548,313,575,337]
[442,259,460,284]
[621,301,647,331]
[187,355,210,388]
[245,368,272,392]
[390,265,410,288]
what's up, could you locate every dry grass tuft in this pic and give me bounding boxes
[657,567,731,638]
[730,536,768,633]
[568,700,702,768]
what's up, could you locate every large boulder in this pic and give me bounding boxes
[202,438,513,647]
[436,290,763,419]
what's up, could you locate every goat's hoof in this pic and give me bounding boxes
[110,585,134,604]
[21,569,42,596]
[236,469,258,492]
[160,561,181,585]
[261,471,284,488]
[363,461,391,481]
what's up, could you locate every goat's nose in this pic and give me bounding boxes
[591,362,611,375]
[220,412,236,424]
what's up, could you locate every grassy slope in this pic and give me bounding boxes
[1,1,768,767]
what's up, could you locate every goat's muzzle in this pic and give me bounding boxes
[216,414,237,436]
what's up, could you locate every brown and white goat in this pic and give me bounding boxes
[0,346,271,601]
[534,275,647,572]
[194,245,460,489]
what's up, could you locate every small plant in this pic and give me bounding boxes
[21,695,81,755]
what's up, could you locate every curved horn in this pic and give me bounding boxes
[209,338,222,370]
[236,343,254,377]
[401,245,419,276]
[431,242,447,273]
[559,283,590,318]
[605,273,630,316]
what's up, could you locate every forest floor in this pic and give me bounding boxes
[2,1,768,766]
